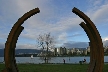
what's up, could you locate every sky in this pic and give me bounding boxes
[0,0,108,49]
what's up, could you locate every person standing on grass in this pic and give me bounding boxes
[44,57,47,63]
[69,57,70,61]
[63,59,65,64]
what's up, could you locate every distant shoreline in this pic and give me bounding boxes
[1,55,108,57]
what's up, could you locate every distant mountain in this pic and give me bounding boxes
[15,49,42,54]
[0,49,4,57]
[0,49,42,57]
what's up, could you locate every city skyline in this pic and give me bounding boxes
[0,0,108,49]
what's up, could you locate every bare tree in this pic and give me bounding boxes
[37,33,55,63]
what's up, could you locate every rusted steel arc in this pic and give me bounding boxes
[79,22,96,60]
[87,24,104,72]
[72,7,103,51]
[72,7,104,72]
[72,7,102,43]
[72,8,101,50]
[4,8,39,65]
[82,15,103,72]
[4,8,40,72]
[4,26,24,72]
[5,26,24,67]
[79,22,94,72]
[6,8,40,42]
[4,8,40,66]
[11,26,24,72]
[11,26,24,49]
[79,22,97,72]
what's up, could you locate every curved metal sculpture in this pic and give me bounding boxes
[2,8,40,72]
[2,7,103,72]
[80,22,97,72]
[72,7,104,72]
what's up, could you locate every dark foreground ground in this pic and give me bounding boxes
[0,63,108,72]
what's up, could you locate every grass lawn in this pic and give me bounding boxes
[0,63,108,72]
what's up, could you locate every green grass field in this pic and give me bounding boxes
[0,63,108,72]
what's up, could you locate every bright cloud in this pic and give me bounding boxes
[102,37,108,41]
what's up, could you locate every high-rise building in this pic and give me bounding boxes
[58,47,61,55]
[62,47,67,55]
[76,49,81,55]
[83,49,87,55]
[54,48,57,55]
[87,46,90,52]
[60,47,63,55]
[57,47,67,55]
[67,49,71,54]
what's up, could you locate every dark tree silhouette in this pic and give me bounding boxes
[37,33,55,63]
